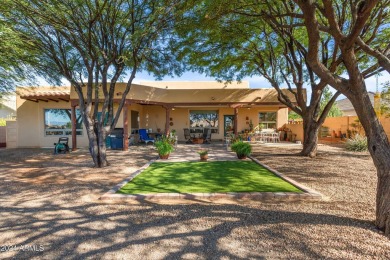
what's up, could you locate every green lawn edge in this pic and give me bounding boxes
[117,161,303,194]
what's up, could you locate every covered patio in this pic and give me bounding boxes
[68,83,299,151]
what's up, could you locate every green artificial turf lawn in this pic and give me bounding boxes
[117,161,302,194]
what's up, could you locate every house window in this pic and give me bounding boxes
[258,112,277,129]
[44,109,83,136]
[189,110,219,134]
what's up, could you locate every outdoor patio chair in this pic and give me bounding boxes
[203,128,212,144]
[184,128,192,144]
[139,129,155,144]
[54,137,70,154]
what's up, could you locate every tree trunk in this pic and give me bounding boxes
[97,127,109,167]
[349,91,390,235]
[299,117,319,157]
[85,122,109,168]
[377,174,390,235]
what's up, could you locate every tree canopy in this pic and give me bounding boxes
[1,0,184,167]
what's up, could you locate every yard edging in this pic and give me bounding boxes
[100,159,156,199]
[100,157,327,202]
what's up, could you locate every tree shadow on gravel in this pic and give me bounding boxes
[0,146,387,259]
[0,201,386,260]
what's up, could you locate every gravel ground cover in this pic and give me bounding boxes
[0,144,389,259]
[118,161,302,194]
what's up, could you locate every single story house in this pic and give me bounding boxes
[15,81,304,150]
[0,95,16,119]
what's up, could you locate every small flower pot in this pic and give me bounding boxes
[236,154,247,159]
[159,154,170,159]
[200,155,208,161]
[192,138,204,144]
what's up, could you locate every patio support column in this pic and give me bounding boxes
[164,105,172,136]
[234,107,238,135]
[71,101,77,151]
[122,102,129,151]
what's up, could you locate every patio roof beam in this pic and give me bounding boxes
[71,104,77,151]
[122,103,129,151]
[71,98,290,107]
[26,99,39,103]
[234,107,238,135]
[163,105,173,135]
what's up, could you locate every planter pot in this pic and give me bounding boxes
[192,138,204,144]
[159,154,170,159]
[200,155,208,161]
[236,154,247,159]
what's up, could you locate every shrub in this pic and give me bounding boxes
[231,141,252,156]
[0,119,6,126]
[197,150,208,156]
[155,137,174,155]
[345,134,368,152]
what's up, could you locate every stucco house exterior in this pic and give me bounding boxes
[0,95,16,119]
[14,81,303,150]
[335,92,376,116]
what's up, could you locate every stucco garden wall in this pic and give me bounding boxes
[285,116,390,143]
[0,126,6,147]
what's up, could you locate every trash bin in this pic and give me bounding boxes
[110,128,124,150]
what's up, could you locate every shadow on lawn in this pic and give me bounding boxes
[0,200,382,260]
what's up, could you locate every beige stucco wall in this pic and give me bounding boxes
[136,105,288,141]
[284,123,304,142]
[16,95,290,147]
[6,120,18,148]
[380,116,390,139]
[0,106,16,119]
[322,116,390,139]
[139,81,249,89]
[322,116,355,135]
[0,126,6,145]
[285,116,390,142]
[17,97,90,148]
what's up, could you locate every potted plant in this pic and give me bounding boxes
[155,137,174,159]
[197,150,208,161]
[231,141,252,159]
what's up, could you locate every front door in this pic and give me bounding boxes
[224,115,234,136]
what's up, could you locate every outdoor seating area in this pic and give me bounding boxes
[224,129,282,147]
[248,131,280,143]
[183,128,212,144]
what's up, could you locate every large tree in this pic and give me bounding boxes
[0,20,51,92]
[319,87,343,118]
[266,0,390,235]
[174,1,343,157]
[2,0,182,167]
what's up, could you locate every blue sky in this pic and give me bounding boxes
[132,70,389,99]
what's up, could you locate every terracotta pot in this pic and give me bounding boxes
[237,154,247,159]
[159,154,170,159]
[192,138,204,144]
[200,155,208,161]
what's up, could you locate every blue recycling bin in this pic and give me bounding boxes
[110,128,124,150]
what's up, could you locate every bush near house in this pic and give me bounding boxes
[346,135,368,152]
[231,141,252,159]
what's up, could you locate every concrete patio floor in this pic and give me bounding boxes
[162,143,239,162]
